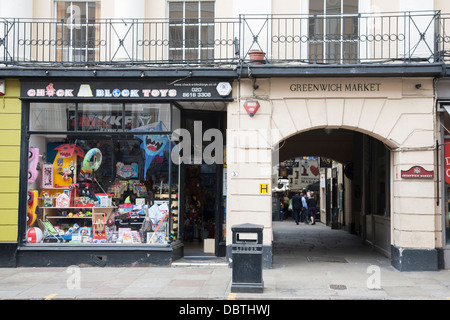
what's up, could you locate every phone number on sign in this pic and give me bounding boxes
[182,88,212,98]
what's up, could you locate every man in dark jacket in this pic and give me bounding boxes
[292,192,303,225]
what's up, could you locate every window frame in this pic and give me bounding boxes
[168,0,216,62]
[54,0,101,62]
[308,0,359,64]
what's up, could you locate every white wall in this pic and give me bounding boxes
[0,0,33,18]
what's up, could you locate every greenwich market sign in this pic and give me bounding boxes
[21,80,233,100]
[273,78,402,99]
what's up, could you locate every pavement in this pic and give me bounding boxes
[1,220,450,302]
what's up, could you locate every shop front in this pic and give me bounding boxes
[17,78,232,267]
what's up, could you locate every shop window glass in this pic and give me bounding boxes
[125,104,171,132]
[30,103,75,132]
[25,102,180,246]
[77,103,123,131]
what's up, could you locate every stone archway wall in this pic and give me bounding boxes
[226,77,439,268]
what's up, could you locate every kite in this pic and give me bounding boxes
[132,121,170,179]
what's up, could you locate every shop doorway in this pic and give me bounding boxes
[179,110,226,257]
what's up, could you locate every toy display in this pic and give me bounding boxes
[28,148,42,184]
[80,148,102,179]
[116,162,138,178]
[148,203,169,244]
[40,164,53,188]
[27,190,38,226]
[53,144,84,188]
[27,227,43,243]
[132,121,170,179]
[25,137,179,247]
[41,191,53,207]
[92,211,107,243]
[55,192,70,208]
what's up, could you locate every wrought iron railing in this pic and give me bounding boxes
[1,11,449,67]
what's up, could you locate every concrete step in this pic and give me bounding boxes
[172,256,229,268]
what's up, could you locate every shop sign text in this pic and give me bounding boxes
[290,82,381,92]
[23,81,232,100]
[401,166,434,179]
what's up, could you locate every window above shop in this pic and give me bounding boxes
[55,1,101,62]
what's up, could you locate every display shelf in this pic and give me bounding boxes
[42,207,116,221]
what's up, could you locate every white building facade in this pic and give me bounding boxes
[0,0,449,271]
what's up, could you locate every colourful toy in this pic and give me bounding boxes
[116,162,138,178]
[28,148,42,184]
[123,196,132,211]
[54,143,85,158]
[27,190,38,226]
[92,212,106,241]
[53,144,84,188]
[56,192,70,207]
[27,227,43,243]
[81,148,102,178]
[69,183,79,207]
[40,164,53,188]
[132,121,170,179]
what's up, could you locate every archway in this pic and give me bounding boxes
[274,128,392,259]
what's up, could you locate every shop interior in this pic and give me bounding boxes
[179,110,226,257]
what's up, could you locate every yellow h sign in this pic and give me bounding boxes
[259,183,269,194]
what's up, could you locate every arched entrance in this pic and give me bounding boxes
[226,77,439,271]
[275,128,392,258]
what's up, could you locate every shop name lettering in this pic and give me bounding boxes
[290,82,382,92]
[26,83,177,98]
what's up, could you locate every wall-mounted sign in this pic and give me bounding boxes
[445,139,450,184]
[319,157,332,168]
[401,166,434,179]
[21,79,233,101]
[290,82,381,93]
[259,183,269,194]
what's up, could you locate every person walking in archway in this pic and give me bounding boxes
[301,191,309,224]
[307,193,317,225]
[292,191,302,225]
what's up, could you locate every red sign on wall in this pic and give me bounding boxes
[445,139,450,184]
[401,166,434,179]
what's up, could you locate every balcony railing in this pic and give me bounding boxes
[1,11,449,67]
